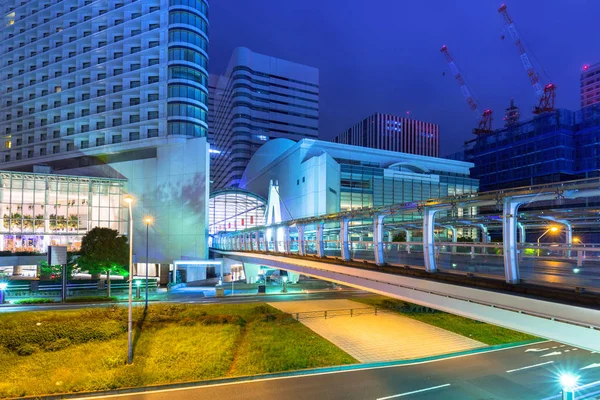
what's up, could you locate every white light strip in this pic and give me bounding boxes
[376,383,451,400]
[506,361,554,373]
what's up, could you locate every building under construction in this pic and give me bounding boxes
[464,107,600,191]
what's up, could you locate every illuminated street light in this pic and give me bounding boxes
[537,226,560,256]
[143,216,154,310]
[0,281,7,304]
[559,373,578,400]
[124,195,134,365]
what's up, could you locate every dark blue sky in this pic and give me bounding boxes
[208,0,600,155]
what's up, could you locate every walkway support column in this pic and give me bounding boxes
[340,217,351,261]
[517,223,526,243]
[263,229,269,252]
[316,221,325,258]
[404,229,412,253]
[255,231,261,252]
[272,228,279,253]
[297,224,306,256]
[423,208,439,273]
[503,198,521,284]
[283,225,291,254]
[373,214,385,266]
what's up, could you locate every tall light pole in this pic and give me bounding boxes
[143,216,153,310]
[537,226,559,256]
[124,195,134,365]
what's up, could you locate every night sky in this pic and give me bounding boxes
[208,0,600,156]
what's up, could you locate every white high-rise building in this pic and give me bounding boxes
[0,0,211,268]
[209,47,319,190]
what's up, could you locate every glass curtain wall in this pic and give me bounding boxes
[0,172,126,253]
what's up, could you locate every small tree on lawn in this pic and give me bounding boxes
[78,227,129,297]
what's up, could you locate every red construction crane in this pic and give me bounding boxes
[440,45,493,135]
[498,4,555,114]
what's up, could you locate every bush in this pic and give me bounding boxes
[14,298,55,305]
[65,296,118,303]
[44,338,71,352]
[201,315,245,327]
[16,343,38,356]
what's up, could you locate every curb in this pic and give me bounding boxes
[10,339,546,400]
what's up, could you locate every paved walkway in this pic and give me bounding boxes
[269,299,485,363]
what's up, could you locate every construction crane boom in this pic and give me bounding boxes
[440,45,492,135]
[498,4,555,114]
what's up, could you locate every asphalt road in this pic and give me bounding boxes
[82,341,600,400]
[0,288,373,313]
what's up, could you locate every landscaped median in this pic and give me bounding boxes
[0,303,356,398]
[354,296,539,345]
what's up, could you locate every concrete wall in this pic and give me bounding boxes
[61,137,210,264]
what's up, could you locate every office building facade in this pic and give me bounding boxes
[332,113,439,158]
[210,47,319,189]
[464,108,600,191]
[240,138,477,220]
[0,0,211,264]
[581,62,600,120]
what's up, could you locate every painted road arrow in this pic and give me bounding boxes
[580,363,600,370]
[525,348,549,353]
[540,352,562,357]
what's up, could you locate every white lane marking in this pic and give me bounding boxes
[506,361,554,373]
[376,384,451,400]
[540,351,562,357]
[525,348,549,353]
[580,363,600,370]
[74,341,548,399]
[565,350,571,353]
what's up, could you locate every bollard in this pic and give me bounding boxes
[324,310,327,319]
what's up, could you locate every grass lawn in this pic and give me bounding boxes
[355,296,540,345]
[0,303,356,398]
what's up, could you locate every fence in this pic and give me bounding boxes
[291,306,380,321]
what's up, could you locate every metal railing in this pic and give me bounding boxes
[291,306,380,321]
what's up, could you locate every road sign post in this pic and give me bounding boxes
[48,246,68,302]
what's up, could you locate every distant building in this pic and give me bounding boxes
[240,138,477,220]
[464,109,600,191]
[581,63,600,120]
[332,113,439,157]
[210,47,319,190]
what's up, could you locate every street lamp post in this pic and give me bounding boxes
[124,195,134,365]
[143,216,153,310]
[537,226,559,257]
[559,373,578,400]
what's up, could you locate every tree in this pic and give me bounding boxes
[39,254,79,281]
[77,227,129,297]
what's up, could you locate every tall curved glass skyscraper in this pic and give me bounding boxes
[0,0,211,266]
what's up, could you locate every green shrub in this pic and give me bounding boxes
[251,304,272,314]
[44,338,71,352]
[65,296,117,303]
[201,315,245,327]
[14,298,55,305]
[16,343,38,356]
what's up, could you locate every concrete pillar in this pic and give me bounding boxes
[13,265,22,276]
[340,218,350,261]
[255,230,261,251]
[283,226,291,254]
[502,198,521,284]
[316,221,325,258]
[423,208,438,273]
[373,214,385,266]
[297,224,306,256]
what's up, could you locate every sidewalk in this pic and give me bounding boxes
[270,299,485,363]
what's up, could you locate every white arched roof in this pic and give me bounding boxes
[240,138,296,186]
